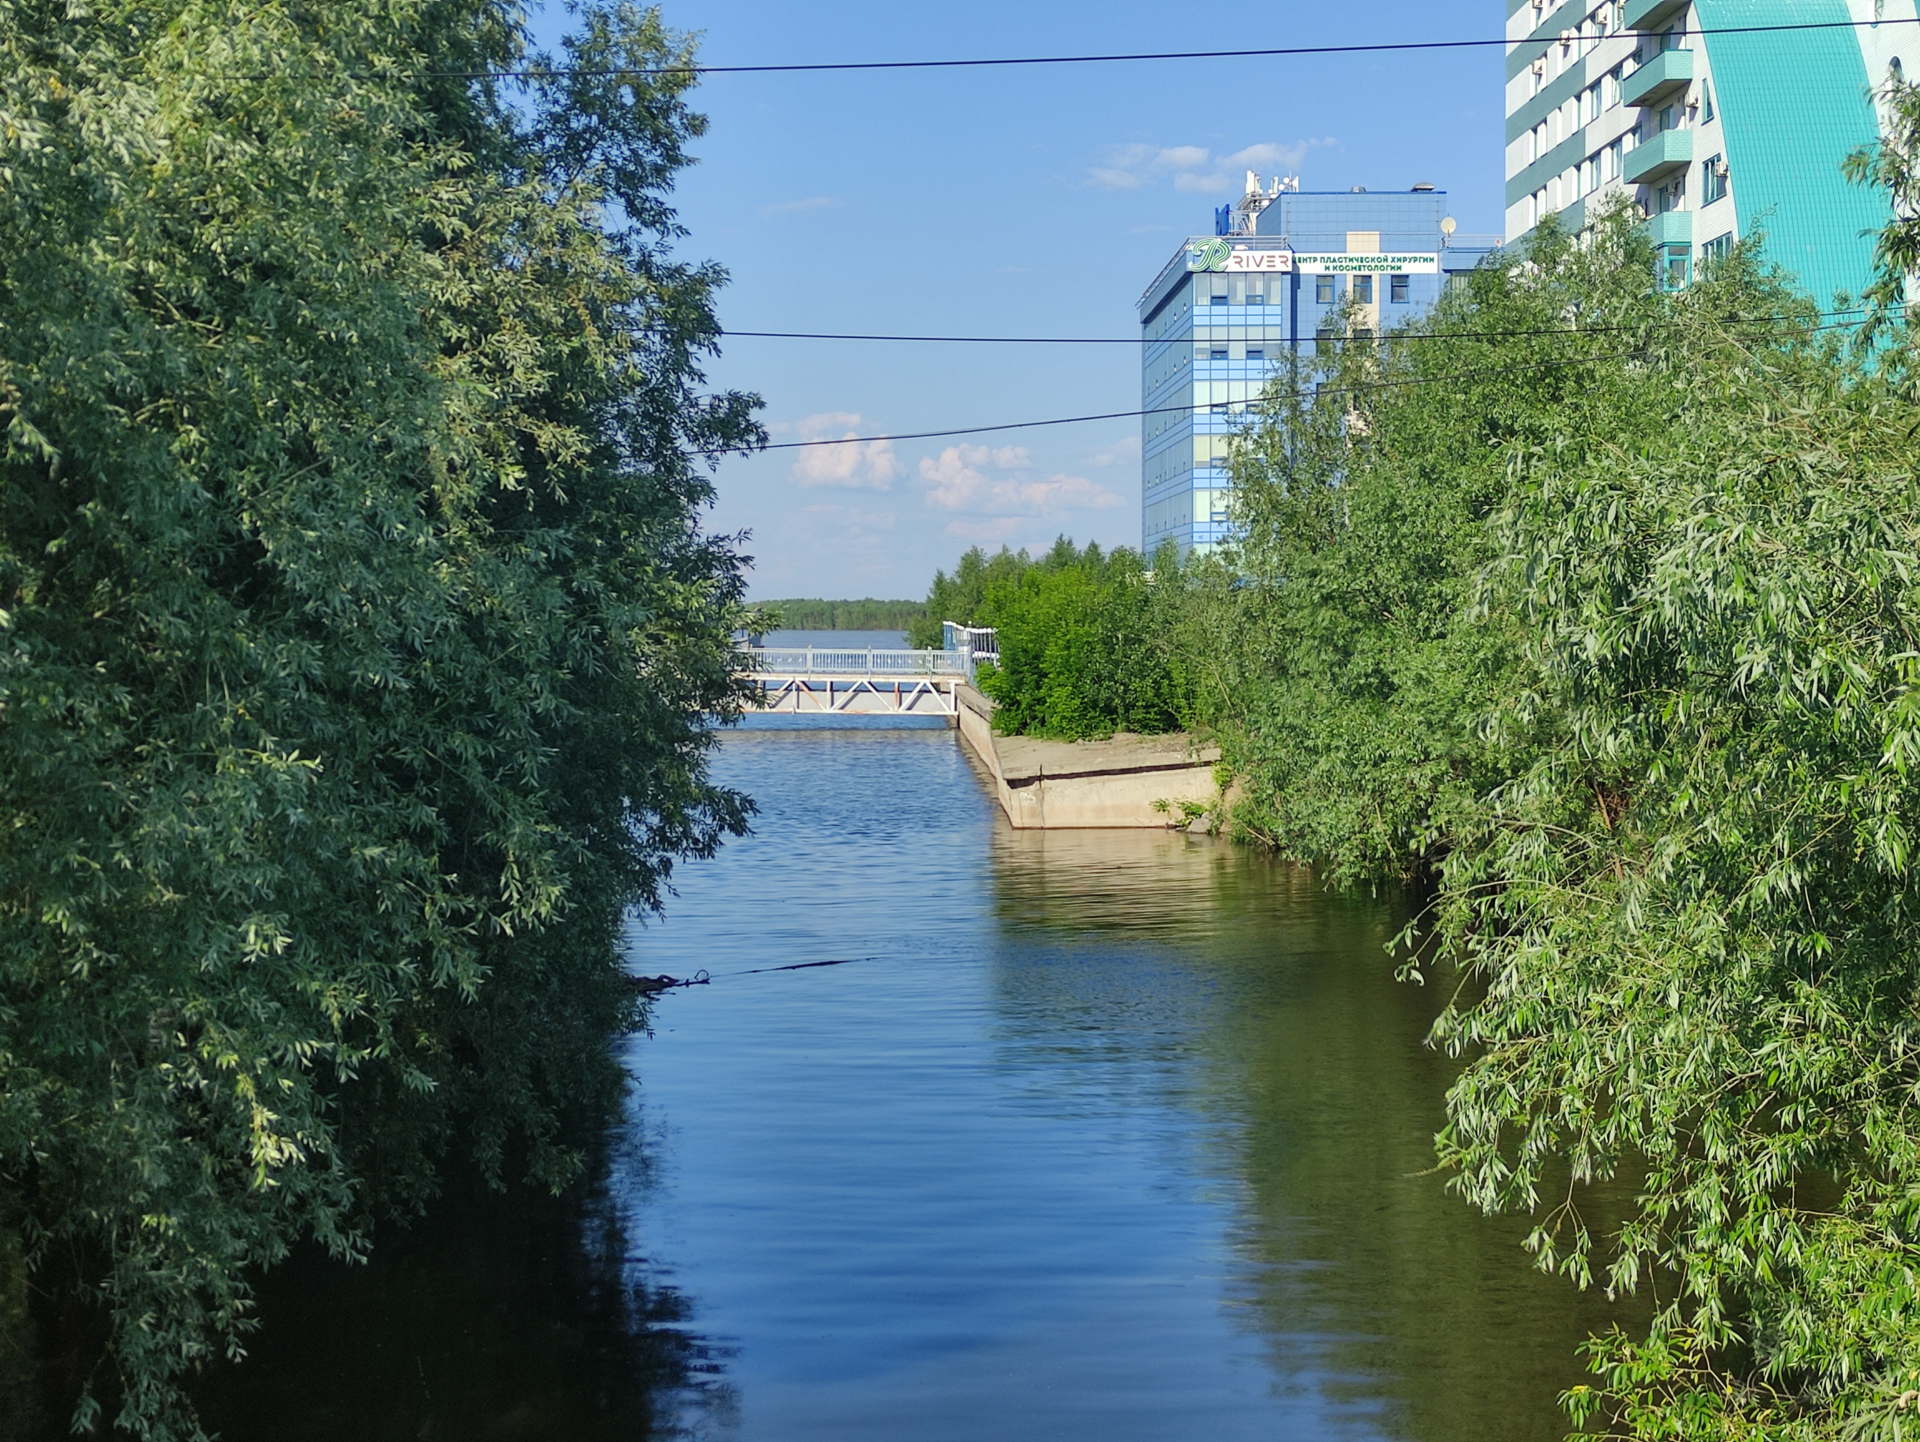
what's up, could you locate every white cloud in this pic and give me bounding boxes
[1088,139,1337,194]
[1084,435,1141,470]
[918,444,1123,517]
[789,413,902,491]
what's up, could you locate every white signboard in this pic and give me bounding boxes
[1187,239,1294,273]
[1293,253,1440,275]
[1217,248,1293,273]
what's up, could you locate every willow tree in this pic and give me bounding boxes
[0,2,759,1434]
[1220,197,1920,1436]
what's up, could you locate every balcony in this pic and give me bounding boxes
[1642,210,1692,247]
[1623,48,1693,108]
[1624,128,1693,184]
[1623,0,1687,31]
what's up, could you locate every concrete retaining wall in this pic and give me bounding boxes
[954,685,1222,830]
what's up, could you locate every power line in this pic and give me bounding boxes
[442,17,1919,80]
[751,315,1864,452]
[726,307,1866,348]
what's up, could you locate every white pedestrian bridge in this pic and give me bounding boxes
[737,635,993,718]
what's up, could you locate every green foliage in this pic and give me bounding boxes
[1429,294,1920,1442]
[905,543,1039,648]
[1220,206,1699,887]
[1213,194,1920,1436]
[971,539,1194,740]
[759,598,924,631]
[0,2,759,1435]
[1846,75,1920,339]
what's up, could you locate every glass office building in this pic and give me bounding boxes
[1138,183,1497,557]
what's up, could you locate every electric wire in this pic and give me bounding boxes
[417,16,1920,80]
[724,306,1869,348]
[750,314,1868,452]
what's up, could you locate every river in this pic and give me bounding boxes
[189,715,1626,1441]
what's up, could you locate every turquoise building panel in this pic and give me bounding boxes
[1697,0,1890,305]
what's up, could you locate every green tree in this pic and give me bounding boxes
[0,2,759,1435]
[758,598,924,631]
[1426,290,1920,1442]
[972,540,1194,740]
[1219,198,1920,1436]
[1412,82,1920,1442]
[905,543,1039,648]
[1219,207,1687,887]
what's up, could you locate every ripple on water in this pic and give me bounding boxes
[611,724,1631,1442]
[181,722,1630,1442]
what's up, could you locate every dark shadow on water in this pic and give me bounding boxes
[986,826,1646,1442]
[187,1155,734,1442]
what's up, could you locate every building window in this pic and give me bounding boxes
[1605,138,1623,180]
[1352,275,1374,304]
[1389,274,1410,303]
[1316,276,1336,304]
[1604,65,1622,108]
[1702,153,1729,202]
[1246,346,1265,360]
[1700,232,1733,268]
[1659,104,1679,132]
[1661,244,1689,290]
[1660,24,1680,52]
[1210,347,1228,359]
[1700,79,1714,122]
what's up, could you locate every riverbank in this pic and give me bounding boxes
[955,685,1221,829]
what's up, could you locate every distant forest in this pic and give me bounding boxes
[759,598,926,630]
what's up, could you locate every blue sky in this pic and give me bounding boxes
[528,2,1509,600]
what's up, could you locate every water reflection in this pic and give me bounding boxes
[988,826,1630,1441]
[160,726,1631,1440]
[189,1158,733,1441]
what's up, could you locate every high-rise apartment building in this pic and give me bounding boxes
[1138,180,1495,556]
[1505,0,1909,301]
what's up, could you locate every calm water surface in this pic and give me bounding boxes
[191,719,1623,1440]
[613,722,1619,1440]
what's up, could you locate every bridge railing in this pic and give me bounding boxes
[741,646,966,677]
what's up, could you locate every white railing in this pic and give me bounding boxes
[744,646,965,677]
[942,622,998,668]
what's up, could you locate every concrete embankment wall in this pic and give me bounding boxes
[954,685,1222,830]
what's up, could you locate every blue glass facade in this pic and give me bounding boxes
[1138,189,1495,557]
